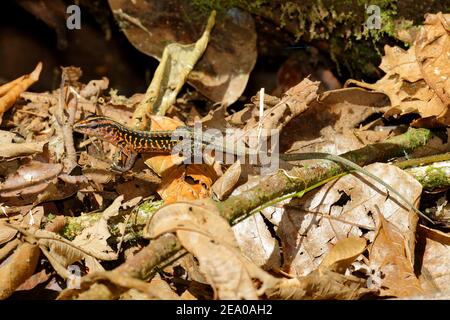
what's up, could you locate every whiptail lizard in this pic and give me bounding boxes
[73,116,433,223]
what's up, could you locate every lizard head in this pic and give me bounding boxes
[73,115,126,146]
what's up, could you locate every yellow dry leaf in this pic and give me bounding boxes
[320,237,367,274]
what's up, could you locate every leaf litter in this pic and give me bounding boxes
[0,10,449,301]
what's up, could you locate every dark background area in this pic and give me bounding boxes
[0,0,159,95]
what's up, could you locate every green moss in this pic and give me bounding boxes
[192,0,418,78]
[403,128,432,150]
[60,198,164,241]
[415,166,450,190]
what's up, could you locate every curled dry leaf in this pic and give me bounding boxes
[266,269,373,300]
[145,200,279,299]
[230,78,319,134]
[0,242,40,300]
[131,10,215,118]
[157,165,217,204]
[212,160,241,201]
[369,213,424,297]
[0,161,64,206]
[269,163,421,277]
[319,237,367,274]
[0,141,46,159]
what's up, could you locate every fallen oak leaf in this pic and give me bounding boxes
[415,13,450,107]
[417,225,450,293]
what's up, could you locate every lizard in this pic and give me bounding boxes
[73,115,433,223]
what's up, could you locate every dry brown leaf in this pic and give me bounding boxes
[267,163,421,277]
[368,213,424,297]
[0,161,65,206]
[346,13,450,126]
[131,10,215,117]
[0,242,40,300]
[266,269,372,300]
[415,13,450,107]
[232,212,281,270]
[282,87,390,154]
[72,196,124,262]
[319,237,367,274]
[236,78,319,134]
[145,200,279,299]
[379,46,423,82]
[0,141,46,159]
[120,277,180,300]
[212,160,241,201]
[417,225,450,293]
[0,224,17,246]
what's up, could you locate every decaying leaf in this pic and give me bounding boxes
[415,13,450,108]
[131,10,215,120]
[0,141,46,159]
[266,269,373,300]
[72,196,124,262]
[157,165,217,204]
[281,87,391,154]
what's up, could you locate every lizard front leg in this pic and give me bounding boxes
[111,145,137,172]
